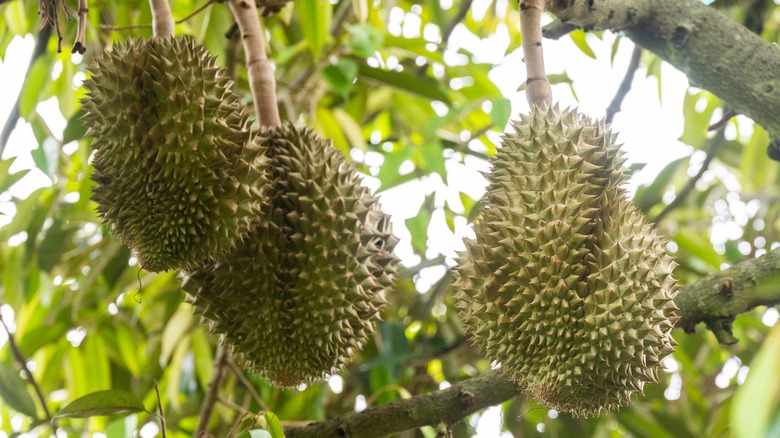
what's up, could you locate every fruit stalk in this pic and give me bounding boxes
[149,0,175,38]
[227,0,282,127]
[519,0,552,107]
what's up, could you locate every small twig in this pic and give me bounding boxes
[228,360,269,411]
[542,19,578,39]
[606,45,642,124]
[651,128,725,223]
[519,0,552,106]
[217,395,250,415]
[0,312,53,422]
[708,110,736,131]
[71,0,88,54]
[153,379,167,438]
[197,346,230,436]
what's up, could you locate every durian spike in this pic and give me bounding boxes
[519,0,552,107]
[149,0,174,38]
[227,0,281,127]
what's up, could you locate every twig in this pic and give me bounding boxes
[519,0,552,106]
[605,45,642,124]
[228,360,269,411]
[227,0,281,127]
[651,128,725,223]
[0,311,53,422]
[149,0,175,38]
[154,379,167,438]
[542,19,577,39]
[0,24,52,155]
[197,346,230,436]
[71,0,88,54]
[708,110,736,131]
[217,395,250,415]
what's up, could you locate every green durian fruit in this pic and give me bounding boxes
[82,36,268,272]
[182,123,398,387]
[453,104,679,417]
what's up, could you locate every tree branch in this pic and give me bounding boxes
[605,45,642,124]
[149,0,175,38]
[285,247,780,437]
[196,346,229,436]
[519,0,552,107]
[285,370,520,438]
[545,0,780,157]
[227,0,281,127]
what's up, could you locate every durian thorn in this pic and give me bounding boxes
[149,0,175,38]
[227,0,282,128]
[519,0,552,107]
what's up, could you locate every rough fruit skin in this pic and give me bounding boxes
[182,124,398,387]
[82,36,268,272]
[453,105,679,417]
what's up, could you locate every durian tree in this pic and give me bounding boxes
[0,0,779,437]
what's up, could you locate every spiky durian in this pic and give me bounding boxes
[82,36,268,272]
[453,104,679,417]
[182,123,398,387]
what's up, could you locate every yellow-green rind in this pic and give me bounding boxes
[82,36,268,272]
[453,104,679,417]
[182,123,398,387]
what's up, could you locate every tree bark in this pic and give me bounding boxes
[285,247,780,437]
[546,0,780,147]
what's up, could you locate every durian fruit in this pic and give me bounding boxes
[82,36,268,272]
[453,104,679,417]
[182,123,398,387]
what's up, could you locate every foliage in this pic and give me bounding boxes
[0,0,778,437]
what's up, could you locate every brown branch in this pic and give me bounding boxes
[285,246,780,437]
[227,0,281,127]
[605,45,642,124]
[651,127,725,223]
[545,0,780,157]
[196,346,229,436]
[519,0,552,107]
[0,312,53,422]
[542,19,577,40]
[149,0,175,38]
[285,370,520,438]
[154,379,167,438]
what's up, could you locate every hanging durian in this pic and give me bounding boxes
[82,36,268,272]
[182,124,398,387]
[452,0,679,417]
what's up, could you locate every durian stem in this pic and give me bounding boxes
[149,0,175,38]
[227,0,282,127]
[519,0,552,107]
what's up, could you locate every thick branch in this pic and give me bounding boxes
[227,0,281,127]
[285,247,780,437]
[520,0,552,107]
[149,0,175,38]
[285,370,520,438]
[546,0,780,153]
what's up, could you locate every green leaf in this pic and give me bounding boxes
[62,108,87,144]
[610,36,621,66]
[54,389,148,419]
[569,30,596,59]
[347,23,384,57]
[489,97,511,129]
[31,137,60,179]
[19,55,51,119]
[295,0,332,57]
[633,156,687,212]
[249,431,272,438]
[265,411,285,438]
[357,63,451,104]
[732,324,780,438]
[0,157,30,193]
[322,58,358,96]
[0,363,38,417]
[405,195,434,255]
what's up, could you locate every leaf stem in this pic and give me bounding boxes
[154,379,166,438]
